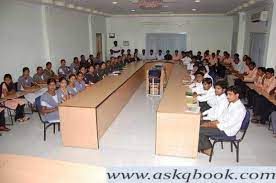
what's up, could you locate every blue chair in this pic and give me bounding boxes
[35,96,60,141]
[148,69,162,95]
[209,110,250,163]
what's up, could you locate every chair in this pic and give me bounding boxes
[209,110,250,163]
[148,69,161,96]
[35,96,60,141]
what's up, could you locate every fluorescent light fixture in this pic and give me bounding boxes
[67,4,75,8]
[54,1,65,6]
[131,9,136,12]
[192,8,197,11]
[195,0,200,2]
[42,0,53,4]
[85,8,91,12]
[76,6,84,10]
[112,1,118,4]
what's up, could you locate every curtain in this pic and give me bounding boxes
[249,33,267,67]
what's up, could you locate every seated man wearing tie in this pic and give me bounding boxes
[198,86,246,156]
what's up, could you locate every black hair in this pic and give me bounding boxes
[258,67,266,73]
[266,68,275,74]
[227,86,241,96]
[234,53,239,58]
[159,50,162,52]
[202,78,213,85]
[60,59,66,63]
[198,66,207,73]
[150,49,153,52]
[87,65,94,70]
[46,62,52,66]
[194,71,204,77]
[23,67,29,73]
[47,78,56,85]
[4,74,12,80]
[37,66,43,70]
[69,74,76,79]
[249,62,256,67]
[74,57,78,61]
[59,77,67,83]
[215,80,228,89]
[76,72,83,76]
[79,65,86,70]
[175,50,179,52]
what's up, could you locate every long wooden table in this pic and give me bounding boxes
[0,154,106,183]
[59,61,174,149]
[156,64,200,158]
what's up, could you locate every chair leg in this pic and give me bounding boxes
[8,109,14,125]
[44,123,46,141]
[53,124,56,134]
[209,141,216,162]
[221,142,224,149]
[236,142,239,163]
[230,142,233,152]
[58,123,60,131]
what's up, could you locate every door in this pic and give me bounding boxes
[96,33,102,58]
[249,33,267,66]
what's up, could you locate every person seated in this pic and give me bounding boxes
[117,56,125,70]
[33,66,47,84]
[240,61,257,83]
[0,107,8,133]
[209,52,218,66]
[164,50,173,60]
[198,86,246,156]
[120,49,125,57]
[106,61,113,73]
[133,52,141,62]
[156,50,164,60]
[222,52,233,67]
[40,78,60,123]
[80,55,88,68]
[196,51,202,61]
[202,81,229,121]
[140,49,147,60]
[189,71,205,95]
[75,72,86,92]
[44,62,58,80]
[70,57,80,74]
[99,63,109,79]
[1,74,30,123]
[109,49,114,59]
[198,66,213,84]
[203,50,210,61]
[56,77,70,103]
[84,65,98,85]
[190,65,199,82]
[172,50,181,62]
[125,54,132,64]
[18,67,46,105]
[147,49,156,60]
[216,50,222,61]
[79,65,87,76]
[202,59,210,74]
[67,74,78,96]
[127,49,131,56]
[87,54,94,66]
[187,56,197,71]
[94,52,103,64]
[230,54,245,76]
[58,59,71,78]
[252,68,276,124]
[194,78,215,112]
[181,51,192,66]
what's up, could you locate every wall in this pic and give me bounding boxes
[0,0,107,79]
[106,16,233,54]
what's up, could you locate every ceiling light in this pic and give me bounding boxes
[192,8,197,11]
[76,6,84,10]
[54,1,65,7]
[131,9,136,12]
[195,0,200,2]
[112,1,118,4]
[248,0,256,5]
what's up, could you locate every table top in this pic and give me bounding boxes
[246,83,276,105]
[157,64,199,114]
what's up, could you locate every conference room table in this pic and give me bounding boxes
[59,60,200,158]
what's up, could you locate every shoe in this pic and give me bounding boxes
[0,126,10,132]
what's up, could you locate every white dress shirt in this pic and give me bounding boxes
[111,46,121,58]
[233,61,245,74]
[189,82,205,95]
[217,99,246,136]
[202,93,229,121]
[156,54,164,60]
[181,56,192,65]
[147,54,156,60]
[197,87,216,102]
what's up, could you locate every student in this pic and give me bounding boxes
[84,65,98,84]
[87,54,94,66]
[67,74,78,96]
[75,72,86,92]
[140,49,146,60]
[189,71,205,95]
[181,52,192,66]
[194,78,215,112]
[120,49,125,57]
[261,68,276,93]
[133,51,141,62]
[94,52,103,64]
[197,51,202,61]
[187,56,197,71]
[56,77,70,103]
[231,55,245,75]
[209,53,218,66]
[40,78,60,123]
[198,66,213,84]
[99,63,109,79]
[202,81,229,121]
[111,41,121,58]
[156,50,164,60]
[70,57,80,74]
[127,49,131,56]
[33,66,46,84]
[80,55,88,68]
[58,59,71,78]
[79,65,87,76]
[203,50,210,61]
[147,49,156,60]
[109,49,114,59]
[44,62,57,80]
[172,50,181,62]
[222,52,233,66]
[164,50,173,60]
[216,50,222,61]
[198,86,246,156]
[1,74,29,123]
[241,62,257,82]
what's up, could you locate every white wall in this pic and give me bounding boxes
[0,0,45,79]
[0,0,107,79]
[106,16,233,54]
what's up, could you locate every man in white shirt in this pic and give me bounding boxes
[195,78,215,112]
[111,41,121,58]
[198,86,246,156]
[202,81,229,121]
[140,49,147,60]
[156,50,164,60]
[189,72,205,95]
[147,49,156,60]
[181,51,192,65]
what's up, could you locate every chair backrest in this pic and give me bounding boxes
[238,110,250,141]
[149,69,161,78]
[35,96,44,122]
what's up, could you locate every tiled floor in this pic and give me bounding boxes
[1,83,276,166]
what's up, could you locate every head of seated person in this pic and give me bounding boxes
[194,71,204,83]
[202,78,213,91]
[226,85,242,102]
[79,66,87,75]
[214,81,228,96]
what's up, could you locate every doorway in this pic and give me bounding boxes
[96,33,103,58]
[249,33,267,66]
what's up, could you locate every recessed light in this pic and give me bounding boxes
[112,1,118,4]
[195,0,200,2]
[192,8,197,11]
[131,9,136,12]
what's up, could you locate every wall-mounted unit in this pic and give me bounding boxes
[251,11,268,23]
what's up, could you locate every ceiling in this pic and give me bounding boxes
[26,0,269,15]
